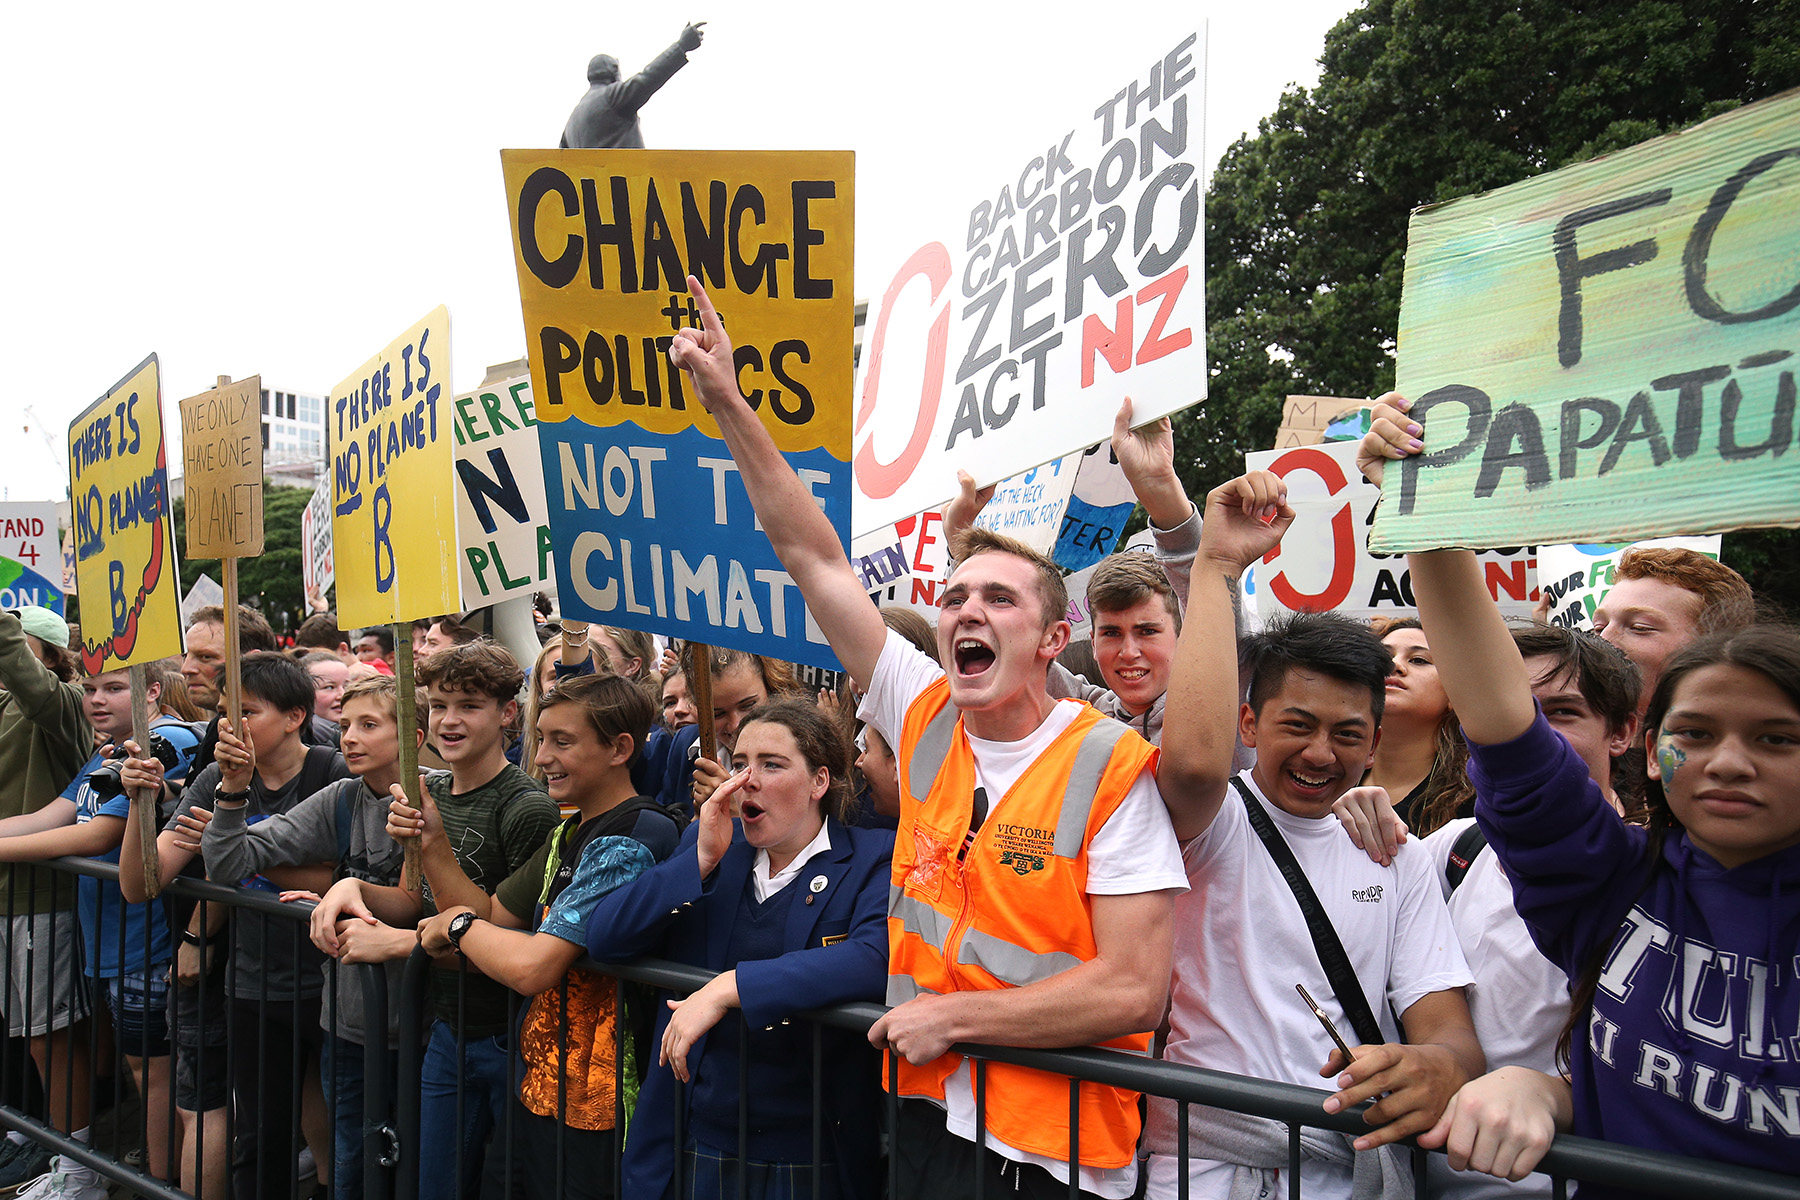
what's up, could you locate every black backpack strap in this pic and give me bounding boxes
[1233,777,1386,1048]
[1445,823,1488,894]
[335,784,355,872]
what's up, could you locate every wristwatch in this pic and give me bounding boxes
[445,911,478,953]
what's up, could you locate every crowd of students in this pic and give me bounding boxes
[0,300,1791,1200]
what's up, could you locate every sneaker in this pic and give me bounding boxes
[296,1146,316,1183]
[0,1141,53,1188]
[0,1139,31,1171]
[15,1157,109,1200]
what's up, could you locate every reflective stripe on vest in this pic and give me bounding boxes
[893,885,1082,986]
[904,704,957,806]
[890,885,953,951]
[905,705,1129,860]
[885,975,942,1005]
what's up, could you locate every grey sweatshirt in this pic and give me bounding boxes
[1048,503,1255,770]
[201,776,405,1045]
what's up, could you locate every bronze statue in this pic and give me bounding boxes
[561,22,706,149]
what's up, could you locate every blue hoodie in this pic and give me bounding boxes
[1468,711,1800,1197]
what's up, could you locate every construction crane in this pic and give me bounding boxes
[18,406,67,502]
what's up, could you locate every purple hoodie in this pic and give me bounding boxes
[1468,712,1800,1197]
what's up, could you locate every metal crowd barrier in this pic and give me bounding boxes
[5,860,1795,1200]
[0,858,393,1200]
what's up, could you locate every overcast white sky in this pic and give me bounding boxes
[0,1,1356,504]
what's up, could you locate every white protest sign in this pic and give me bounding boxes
[0,503,65,614]
[1536,537,1723,630]
[851,508,953,617]
[851,29,1206,536]
[1055,442,1136,571]
[971,453,1081,555]
[180,573,225,624]
[451,375,553,605]
[301,479,335,596]
[1247,441,1539,620]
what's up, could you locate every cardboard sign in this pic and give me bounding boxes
[851,30,1207,536]
[452,374,553,605]
[1374,90,1800,552]
[0,503,65,614]
[59,526,76,594]
[504,149,855,670]
[1536,536,1722,629]
[1054,442,1136,572]
[329,307,459,627]
[179,376,265,558]
[1248,441,1539,620]
[971,453,1081,555]
[301,478,335,596]
[68,355,184,673]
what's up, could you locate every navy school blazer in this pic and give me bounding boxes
[586,814,894,1200]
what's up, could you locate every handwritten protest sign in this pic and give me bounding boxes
[68,355,184,673]
[1373,90,1800,551]
[972,453,1080,555]
[0,503,65,614]
[503,149,855,670]
[1054,443,1135,572]
[178,377,264,558]
[1536,536,1722,629]
[330,307,459,627]
[452,373,553,605]
[851,508,950,618]
[301,478,335,597]
[1250,442,1539,620]
[851,30,1205,536]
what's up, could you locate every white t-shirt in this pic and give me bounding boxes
[1417,818,1563,1200]
[1147,770,1473,1200]
[860,630,1186,1198]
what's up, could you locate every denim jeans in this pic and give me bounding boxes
[322,1034,400,1200]
[418,1019,522,1200]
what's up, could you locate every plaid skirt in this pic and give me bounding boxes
[682,1137,839,1200]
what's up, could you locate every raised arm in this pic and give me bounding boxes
[0,611,87,756]
[669,277,888,685]
[1357,395,1535,745]
[1157,473,1294,839]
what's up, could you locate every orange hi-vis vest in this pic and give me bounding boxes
[887,678,1159,1170]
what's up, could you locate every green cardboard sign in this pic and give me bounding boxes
[1371,88,1800,552]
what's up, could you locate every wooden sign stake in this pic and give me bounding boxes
[689,644,716,765]
[393,623,424,892]
[129,666,161,899]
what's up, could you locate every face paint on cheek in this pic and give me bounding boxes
[1656,733,1686,782]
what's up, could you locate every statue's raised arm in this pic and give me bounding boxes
[560,21,706,149]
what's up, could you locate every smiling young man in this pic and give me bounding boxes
[313,639,558,1200]
[665,277,1184,1200]
[1154,473,1481,1200]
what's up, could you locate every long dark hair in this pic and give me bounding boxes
[1369,617,1474,837]
[1556,623,1800,1070]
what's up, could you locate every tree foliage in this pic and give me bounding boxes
[173,484,315,634]
[1188,0,1800,609]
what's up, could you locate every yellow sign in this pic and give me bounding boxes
[68,355,185,673]
[179,376,265,558]
[502,149,854,456]
[329,307,459,627]
[502,150,856,669]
